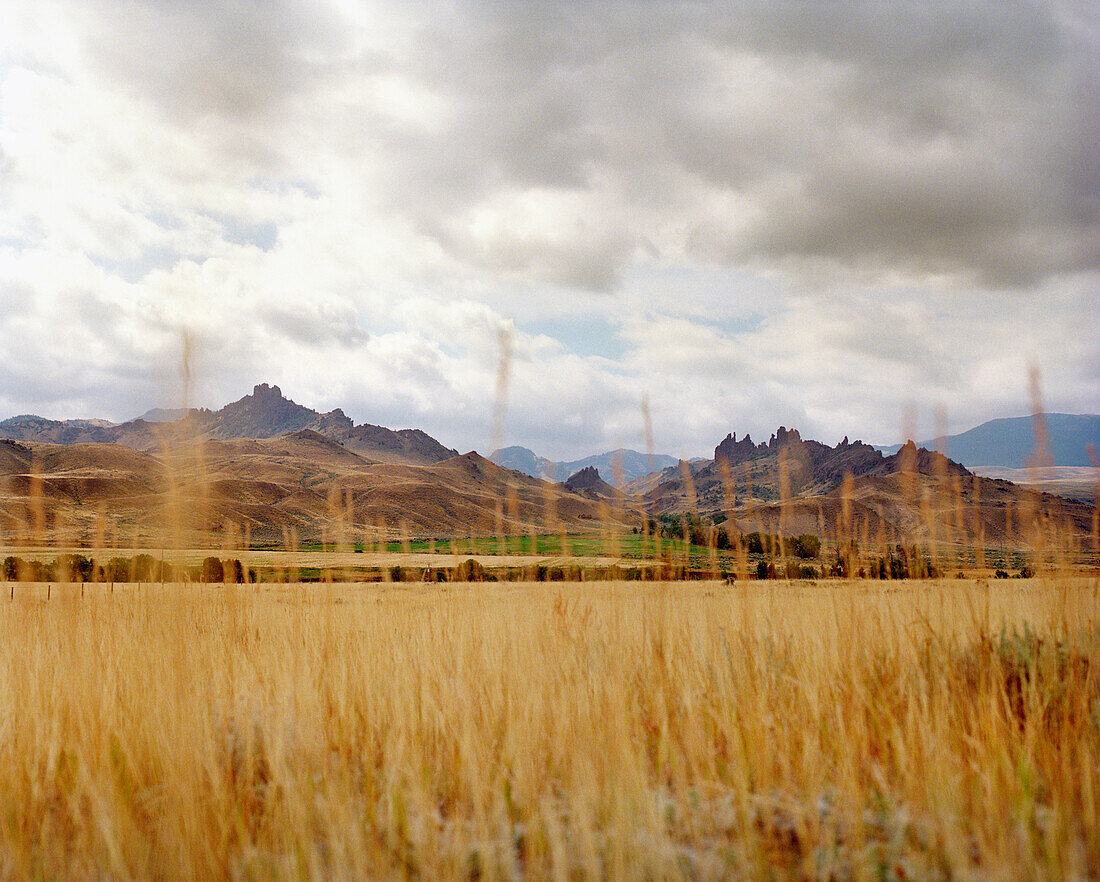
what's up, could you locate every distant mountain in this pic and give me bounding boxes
[0,384,459,465]
[491,446,678,486]
[0,414,123,445]
[0,411,1091,549]
[135,407,189,423]
[488,446,558,479]
[877,414,1099,467]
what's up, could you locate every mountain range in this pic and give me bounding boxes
[637,427,969,514]
[8,390,1093,481]
[0,384,458,466]
[0,387,1093,548]
[490,446,679,485]
[876,414,1099,468]
[636,426,1092,547]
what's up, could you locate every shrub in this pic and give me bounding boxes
[790,534,821,559]
[225,559,245,584]
[756,559,769,580]
[201,557,224,583]
[948,626,1092,735]
[55,553,93,582]
[0,557,43,581]
[454,559,487,582]
[105,557,133,581]
[132,554,156,581]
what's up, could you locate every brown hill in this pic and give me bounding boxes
[203,383,332,438]
[333,423,458,465]
[726,470,1093,553]
[0,440,32,474]
[0,436,621,547]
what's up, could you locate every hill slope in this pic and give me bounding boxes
[0,436,624,546]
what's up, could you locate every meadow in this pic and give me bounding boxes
[1,576,1097,879]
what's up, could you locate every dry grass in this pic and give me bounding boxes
[1,577,1097,879]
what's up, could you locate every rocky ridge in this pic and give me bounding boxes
[0,384,459,466]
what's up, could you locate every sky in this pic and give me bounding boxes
[0,0,1096,460]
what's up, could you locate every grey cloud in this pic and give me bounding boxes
[717,0,1065,80]
[425,219,637,292]
[80,0,348,125]
[261,301,367,347]
[40,0,1096,289]
[324,0,1093,289]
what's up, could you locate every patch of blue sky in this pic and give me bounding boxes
[693,311,766,338]
[245,176,321,199]
[89,245,183,283]
[146,208,184,231]
[521,314,629,362]
[0,235,30,251]
[216,216,278,251]
[621,261,779,333]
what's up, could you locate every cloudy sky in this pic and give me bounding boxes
[0,0,1096,459]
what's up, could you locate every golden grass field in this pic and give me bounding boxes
[1,576,1097,880]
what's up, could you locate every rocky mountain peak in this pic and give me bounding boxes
[564,465,616,499]
[569,465,600,483]
[771,426,802,447]
[714,432,765,468]
[251,383,283,401]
